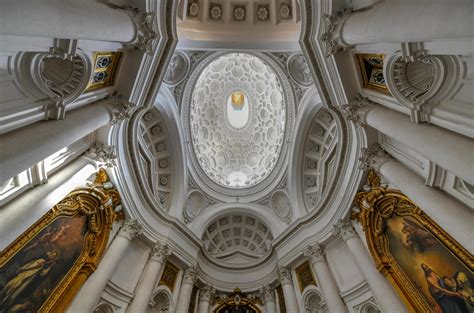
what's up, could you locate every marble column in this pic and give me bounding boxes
[278,267,300,313]
[68,220,143,312]
[0,156,96,249]
[0,0,156,51]
[127,242,171,312]
[197,284,215,313]
[360,144,474,252]
[0,97,135,183]
[304,245,348,313]
[260,285,277,313]
[334,220,407,313]
[175,266,198,313]
[321,0,472,52]
[342,97,474,186]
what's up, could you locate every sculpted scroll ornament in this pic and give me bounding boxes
[260,285,276,302]
[183,266,198,284]
[86,142,117,168]
[320,11,352,57]
[333,219,358,242]
[118,219,143,241]
[278,266,293,285]
[358,143,390,172]
[150,242,171,263]
[304,244,325,263]
[341,95,374,126]
[199,284,216,302]
[106,94,137,125]
[123,8,157,55]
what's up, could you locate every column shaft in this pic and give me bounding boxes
[310,261,347,313]
[345,234,407,312]
[281,283,300,313]
[175,267,197,313]
[365,105,474,185]
[380,158,474,252]
[341,0,473,45]
[0,101,111,183]
[127,248,167,313]
[0,157,96,249]
[0,0,135,42]
[197,300,210,313]
[67,220,142,312]
[264,299,277,313]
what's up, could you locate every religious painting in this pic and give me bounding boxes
[386,215,473,312]
[0,215,88,312]
[295,261,317,292]
[0,169,121,312]
[355,54,391,95]
[355,171,474,313]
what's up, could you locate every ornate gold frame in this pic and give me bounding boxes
[354,171,473,312]
[85,51,122,92]
[295,261,316,292]
[355,53,391,95]
[0,169,122,312]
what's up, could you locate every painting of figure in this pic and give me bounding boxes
[385,215,474,313]
[0,215,88,312]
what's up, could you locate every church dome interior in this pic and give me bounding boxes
[0,0,472,312]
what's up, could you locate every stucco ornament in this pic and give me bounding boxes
[163,52,189,86]
[189,53,286,188]
[288,54,313,87]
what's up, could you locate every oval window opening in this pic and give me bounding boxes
[227,91,249,129]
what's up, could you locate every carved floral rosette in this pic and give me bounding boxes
[354,172,473,312]
[0,169,122,312]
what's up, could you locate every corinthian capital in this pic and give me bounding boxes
[123,8,157,55]
[259,285,276,303]
[341,95,374,126]
[118,219,143,241]
[304,244,325,264]
[86,141,117,168]
[106,94,137,125]
[150,241,171,263]
[278,266,293,286]
[333,219,358,242]
[199,284,215,302]
[359,143,390,171]
[182,266,197,285]
[320,10,352,57]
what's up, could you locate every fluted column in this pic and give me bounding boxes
[197,284,215,313]
[175,266,197,313]
[278,267,300,313]
[320,0,472,54]
[260,285,277,313]
[0,97,135,183]
[127,242,171,313]
[68,220,143,312]
[334,220,407,313]
[0,0,156,52]
[304,245,348,313]
[360,144,474,252]
[342,97,474,185]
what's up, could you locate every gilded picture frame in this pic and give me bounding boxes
[85,51,122,92]
[355,53,391,95]
[354,171,473,312]
[0,169,121,312]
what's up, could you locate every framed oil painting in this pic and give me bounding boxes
[355,172,473,313]
[355,53,391,95]
[0,169,121,312]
